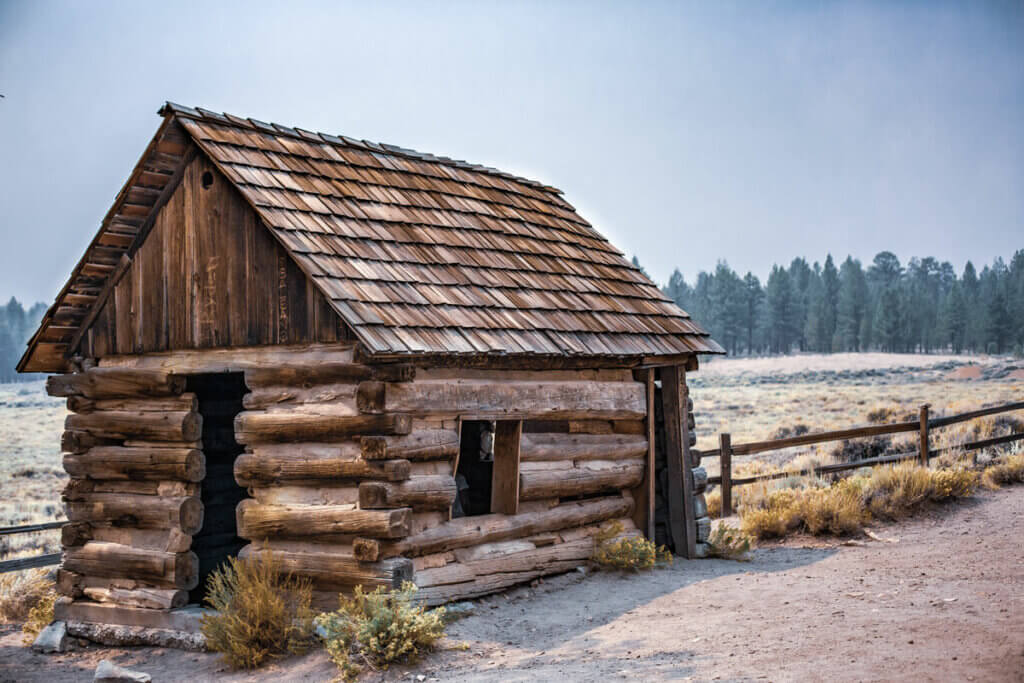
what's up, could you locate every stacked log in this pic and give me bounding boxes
[51,367,206,611]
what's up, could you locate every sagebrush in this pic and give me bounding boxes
[314,582,446,682]
[982,454,1024,488]
[705,523,753,561]
[200,550,315,669]
[20,587,56,645]
[740,463,979,539]
[0,568,54,625]
[591,521,672,570]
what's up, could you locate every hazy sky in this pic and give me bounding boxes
[1,1,1022,306]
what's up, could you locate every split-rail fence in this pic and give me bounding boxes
[701,400,1024,514]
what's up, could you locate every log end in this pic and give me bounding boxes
[356,382,385,414]
[181,412,203,442]
[353,537,380,562]
[358,482,388,509]
[185,450,206,482]
[178,497,205,536]
[361,436,387,461]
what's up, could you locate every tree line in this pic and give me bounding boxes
[641,250,1024,357]
[0,298,47,382]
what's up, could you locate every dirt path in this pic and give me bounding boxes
[3,489,1022,682]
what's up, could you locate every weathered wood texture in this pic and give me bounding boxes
[64,494,203,535]
[81,155,348,357]
[359,476,457,511]
[65,411,202,442]
[47,368,185,399]
[378,380,645,419]
[234,412,412,443]
[491,421,522,515]
[64,447,205,482]
[237,544,412,590]
[518,460,644,501]
[233,453,409,486]
[63,542,199,590]
[236,499,411,539]
[519,433,647,462]
[359,494,631,560]
[360,430,459,461]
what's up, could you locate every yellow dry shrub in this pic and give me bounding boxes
[200,550,315,670]
[314,583,446,682]
[20,588,56,645]
[0,568,54,624]
[982,454,1024,489]
[705,523,753,561]
[591,521,672,570]
[739,464,978,539]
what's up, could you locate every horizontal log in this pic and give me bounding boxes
[519,461,644,501]
[63,542,198,590]
[65,494,203,535]
[63,479,197,499]
[249,485,359,506]
[244,362,414,389]
[67,394,198,414]
[100,343,356,374]
[83,585,188,610]
[380,380,646,419]
[361,430,459,461]
[233,453,409,486]
[242,384,358,412]
[359,476,456,511]
[237,544,413,590]
[62,430,116,455]
[47,368,186,399]
[63,447,205,482]
[359,494,632,559]
[730,420,921,457]
[65,411,202,442]
[234,412,412,444]
[519,433,647,462]
[236,499,411,539]
[62,524,192,553]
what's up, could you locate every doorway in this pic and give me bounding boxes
[454,420,494,517]
[185,373,249,603]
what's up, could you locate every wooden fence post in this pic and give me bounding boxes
[919,404,930,466]
[719,433,732,516]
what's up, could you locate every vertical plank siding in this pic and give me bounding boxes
[83,156,346,357]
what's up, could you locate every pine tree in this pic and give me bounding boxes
[742,272,763,355]
[821,255,840,352]
[765,266,798,354]
[837,257,868,351]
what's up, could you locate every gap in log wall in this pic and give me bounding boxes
[185,372,249,603]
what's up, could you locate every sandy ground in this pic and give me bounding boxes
[2,487,1022,682]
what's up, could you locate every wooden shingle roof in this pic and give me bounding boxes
[20,103,722,371]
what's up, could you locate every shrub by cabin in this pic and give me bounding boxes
[19,103,722,640]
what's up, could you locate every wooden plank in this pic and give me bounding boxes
[730,420,921,456]
[659,365,692,557]
[678,369,697,558]
[491,420,521,515]
[0,553,62,573]
[0,521,64,536]
[719,433,732,517]
[928,401,1024,429]
[65,254,132,358]
[919,404,930,466]
[631,369,655,540]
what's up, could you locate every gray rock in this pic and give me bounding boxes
[693,542,711,559]
[693,494,708,519]
[32,621,67,653]
[696,516,712,542]
[94,659,151,682]
[441,601,476,623]
[67,621,206,651]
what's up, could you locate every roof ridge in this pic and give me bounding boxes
[159,101,563,195]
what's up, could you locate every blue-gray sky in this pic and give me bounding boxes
[1,0,1021,305]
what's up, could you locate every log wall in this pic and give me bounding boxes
[52,367,207,611]
[231,364,656,603]
[54,353,702,611]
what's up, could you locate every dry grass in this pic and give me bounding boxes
[982,454,1024,488]
[704,523,754,561]
[200,550,316,670]
[739,463,980,539]
[0,568,55,624]
[20,587,57,644]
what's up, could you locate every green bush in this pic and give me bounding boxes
[200,550,315,670]
[315,582,446,682]
[591,520,672,571]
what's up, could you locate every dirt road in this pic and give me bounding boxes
[3,488,1022,682]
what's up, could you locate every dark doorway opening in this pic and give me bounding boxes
[453,420,494,517]
[186,373,249,604]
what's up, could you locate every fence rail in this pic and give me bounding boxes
[0,521,64,574]
[700,400,1024,514]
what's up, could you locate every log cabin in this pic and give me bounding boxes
[19,103,723,638]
